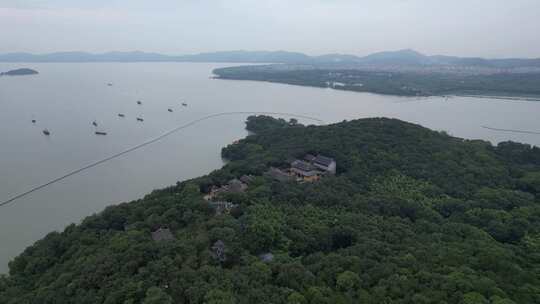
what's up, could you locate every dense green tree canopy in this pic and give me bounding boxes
[1,116,539,303]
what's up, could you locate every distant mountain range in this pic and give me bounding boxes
[1,49,539,69]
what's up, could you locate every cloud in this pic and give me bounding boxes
[0,0,539,57]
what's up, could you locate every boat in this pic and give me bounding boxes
[92,121,98,127]
[107,83,113,86]
[43,129,50,136]
[31,119,36,123]
[137,101,142,105]
[168,108,173,112]
[118,113,125,118]
[136,117,144,122]
[182,102,187,106]
[95,131,107,136]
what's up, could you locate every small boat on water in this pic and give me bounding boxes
[136,117,144,122]
[182,102,187,106]
[107,83,113,86]
[95,131,107,136]
[43,129,50,136]
[137,101,142,105]
[31,119,36,123]
[92,121,98,127]
[168,108,173,112]
[118,113,125,118]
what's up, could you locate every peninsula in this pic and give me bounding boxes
[213,65,540,98]
[1,116,539,303]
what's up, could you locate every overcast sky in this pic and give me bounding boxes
[0,0,539,58]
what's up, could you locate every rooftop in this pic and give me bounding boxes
[211,240,227,262]
[313,155,335,167]
[266,167,293,182]
[210,201,236,215]
[151,228,175,242]
[291,160,316,172]
[259,252,274,262]
[240,175,254,184]
[304,154,316,162]
[228,178,247,193]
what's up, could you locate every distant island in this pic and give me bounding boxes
[0,68,39,76]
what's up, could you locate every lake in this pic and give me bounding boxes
[1,62,539,273]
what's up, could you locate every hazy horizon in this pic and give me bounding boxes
[1,0,539,59]
[1,48,540,60]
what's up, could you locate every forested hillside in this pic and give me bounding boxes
[1,116,540,303]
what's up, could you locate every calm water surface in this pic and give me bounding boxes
[0,62,539,273]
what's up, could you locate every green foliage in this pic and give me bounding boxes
[245,115,294,134]
[214,65,540,98]
[336,271,360,292]
[243,203,287,252]
[204,289,236,304]
[287,292,307,304]
[520,171,540,194]
[462,292,488,304]
[2,116,540,303]
[142,287,172,304]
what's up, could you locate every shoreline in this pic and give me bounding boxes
[453,94,540,102]
[213,76,540,102]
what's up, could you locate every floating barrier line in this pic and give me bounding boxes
[0,112,323,209]
[481,126,540,135]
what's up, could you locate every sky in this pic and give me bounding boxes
[0,0,539,58]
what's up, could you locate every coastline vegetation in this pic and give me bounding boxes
[213,66,540,99]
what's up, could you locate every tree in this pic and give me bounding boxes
[204,289,236,304]
[336,271,360,292]
[519,172,540,193]
[462,292,488,304]
[287,292,307,304]
[243,203,287,252]
[142,287,172,304]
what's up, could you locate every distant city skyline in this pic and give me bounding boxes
[1,0,539,58]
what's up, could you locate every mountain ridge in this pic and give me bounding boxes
[1,49,539,69]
